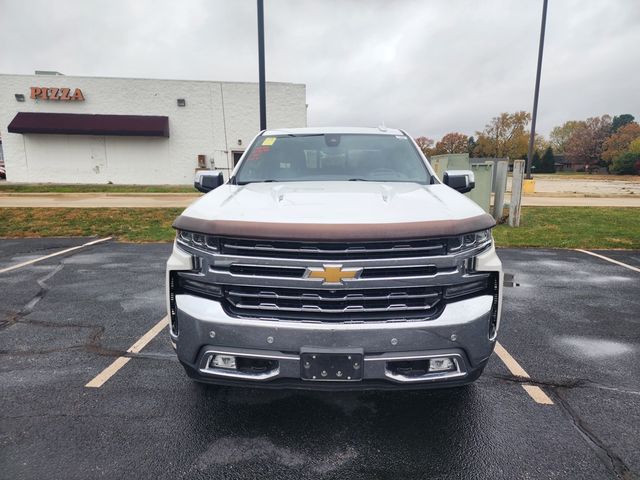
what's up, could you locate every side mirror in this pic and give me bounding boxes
[194,170,224,193]
[443,170,475,194]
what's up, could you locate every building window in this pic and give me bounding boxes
[232,151,244,167]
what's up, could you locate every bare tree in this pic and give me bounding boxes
[414,136,435,157]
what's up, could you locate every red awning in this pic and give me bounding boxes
[7,112,170,137]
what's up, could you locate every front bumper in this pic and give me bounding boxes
[170,293,496,390]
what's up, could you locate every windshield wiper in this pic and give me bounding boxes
[237,179,278,185]
[348,178,374,182]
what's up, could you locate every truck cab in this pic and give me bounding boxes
[167,127,502,389]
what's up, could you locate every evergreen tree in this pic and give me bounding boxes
[531,151,542,172]
[612,114,635,133]
[467,136,477,156]
[540,146,556,173]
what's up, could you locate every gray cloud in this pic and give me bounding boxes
[1,0,638,139]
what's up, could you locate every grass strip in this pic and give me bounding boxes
[0,207,638,248]
[492,207,639,249]
[0,208,181,242]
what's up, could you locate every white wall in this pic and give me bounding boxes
[0,74,306,184]
[19,135,172,183]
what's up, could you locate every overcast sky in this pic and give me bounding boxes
[1,0,638,139]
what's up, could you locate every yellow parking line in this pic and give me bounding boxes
[84,357,131,388]
[85,316,169,388]
[127,316,169,354]
[575,249,640,274]
[494,341,554,405]
[494,342,530,378]
[522,385,554,405]
[0,237,112,274]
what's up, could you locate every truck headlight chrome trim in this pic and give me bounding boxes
[448,229,492,253]
[176,230,219,252]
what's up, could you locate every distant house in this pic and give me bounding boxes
[554,154,605,173]
[554,154,573,171]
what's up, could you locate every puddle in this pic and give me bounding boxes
[556,336,633,359]
[195,436,357,473]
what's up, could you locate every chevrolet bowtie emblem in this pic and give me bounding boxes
[306,265,363,285]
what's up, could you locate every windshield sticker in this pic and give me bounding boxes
[262,137,277,146]
[247,145,271,161]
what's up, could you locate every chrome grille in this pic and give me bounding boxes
[223,285,443,322]
[174,233,494,323]
[221,264,442,279]
[220,237,448,260]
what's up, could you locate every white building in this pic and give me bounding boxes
[0,73,306,184]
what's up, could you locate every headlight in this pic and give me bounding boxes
[448,229,492,253]
[176,230,219,252]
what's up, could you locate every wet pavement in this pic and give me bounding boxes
[0,239,638,479]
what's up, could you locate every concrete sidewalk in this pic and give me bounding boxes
[0,192,639,208]
[506,194,640,207]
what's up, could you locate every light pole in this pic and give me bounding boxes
[526,0,549,179]
[257,0,267,131]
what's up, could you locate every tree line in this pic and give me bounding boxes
[414,112,640,174]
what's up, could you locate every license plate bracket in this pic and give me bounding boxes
[300,348,363,381]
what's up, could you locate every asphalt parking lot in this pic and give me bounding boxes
[1,239,638,479]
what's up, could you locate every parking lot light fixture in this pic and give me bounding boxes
[257,0,266,130]
[526,0,549,180]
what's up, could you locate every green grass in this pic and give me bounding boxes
[0,208,182,242]
[0,183,197,193]
[493,207,640,249]
[0,207,638,248]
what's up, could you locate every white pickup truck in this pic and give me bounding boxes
[166,127,502,390]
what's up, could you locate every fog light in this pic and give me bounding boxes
[211,354,236,369]
[429,357,456,372]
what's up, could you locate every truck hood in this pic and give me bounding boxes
[175,182,494,241]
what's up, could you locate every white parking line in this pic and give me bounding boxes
[575,249,640,273]
[494,342,554,405]
[85,316,169,388]
[0,237,112,274]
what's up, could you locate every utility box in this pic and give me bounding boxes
[430,153,471,178]
[429,153,494,213]
[468,163,493,212]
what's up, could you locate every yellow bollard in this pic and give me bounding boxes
[523,179,536,195]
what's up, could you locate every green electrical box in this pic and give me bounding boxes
[468,163,493,212]
[430,153,471,178]
[428,153,493,213]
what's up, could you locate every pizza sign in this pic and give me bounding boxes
[30,87,85,101]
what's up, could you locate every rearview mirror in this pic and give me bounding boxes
[194,170,224,193]
[443,170,475,194]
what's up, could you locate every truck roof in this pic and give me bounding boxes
[261,126,406,136]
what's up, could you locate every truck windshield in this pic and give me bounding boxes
[234,134,431,185]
